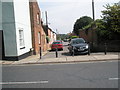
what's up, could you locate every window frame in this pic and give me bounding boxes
[19,29,25,49]
[37,13,40,25]
[38,32,41,45]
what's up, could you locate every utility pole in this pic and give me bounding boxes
[92,0,95,51]
[45,11,48,26]
[92,0,95,21]
[45,11,48,36]
[56,29,59,34]
[56,29,59,40]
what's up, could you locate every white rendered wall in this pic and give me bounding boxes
[13,0,32,56]
[2,1,18,56]
[0,1,2,30]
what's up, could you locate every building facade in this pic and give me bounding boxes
[1,0,32,60]
[47,28,56,49]
[0,0,57,60]
[0,1,2,60]
[29,1,47,55]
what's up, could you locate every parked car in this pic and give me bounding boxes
[63,39,68,42]
[68,38,89,55]
[51,41,63,51]
[55,40,63,43]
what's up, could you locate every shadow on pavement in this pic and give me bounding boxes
[62,52,88,56]
[61,52,71,56]
[48,49,63,52]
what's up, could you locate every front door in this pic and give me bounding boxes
[0,30,4,60]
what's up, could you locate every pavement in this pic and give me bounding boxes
[0,52,120,65]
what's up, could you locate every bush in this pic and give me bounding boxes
[71,36,79,39]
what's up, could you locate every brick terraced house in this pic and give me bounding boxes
[29,1,48,55]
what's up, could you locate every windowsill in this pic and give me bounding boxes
[20,47,25,49]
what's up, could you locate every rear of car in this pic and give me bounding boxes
[51,41,63,50]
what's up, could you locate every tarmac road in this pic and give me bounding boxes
[42,42,70,59]
[2,60,119,88]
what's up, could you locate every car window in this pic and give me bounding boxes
[52,42,61,44]
[71,39,85,44]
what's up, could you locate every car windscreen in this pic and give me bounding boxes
[52,42,61,44]
[72,39,85,44]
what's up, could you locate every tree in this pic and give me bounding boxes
[73,16,93,36]
[101,3,120,39]
[95,19,109,42]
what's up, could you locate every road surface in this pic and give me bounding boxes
[2,60,119,88]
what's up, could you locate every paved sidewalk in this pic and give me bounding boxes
[0,52,120,65]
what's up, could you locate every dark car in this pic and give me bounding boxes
[68,38,89,55]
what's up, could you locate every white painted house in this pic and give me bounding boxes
[1,0,32,60]
[0,1,2,60]
[0,1,2,30]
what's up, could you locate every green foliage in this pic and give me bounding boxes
[46,36,50,43]
[100,3,120,40]
[95,3,120,42]
[57,34,70,40]
[56,35,61,40]
[73,16,93,36]
[71,36,79,39]
[72,3,120,42]
[101,3,120,33]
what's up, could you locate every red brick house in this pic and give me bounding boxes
[29,1,47,55]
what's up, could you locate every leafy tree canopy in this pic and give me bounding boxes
[101,3,120,33]
[73,16,93,36]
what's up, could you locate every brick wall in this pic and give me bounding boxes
[29,1,47,54]
[79,28,120,52]
[79,27,97,44]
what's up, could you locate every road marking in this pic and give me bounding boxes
[109,78,119,80]
[0,81,49,85]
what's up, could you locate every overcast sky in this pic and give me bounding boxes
[38,0,119,34]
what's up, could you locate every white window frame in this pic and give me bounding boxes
[37,13,40,24]
[19,29,25,49]
[38,32,41,44]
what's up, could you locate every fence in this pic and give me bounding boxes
[90,40,120,52]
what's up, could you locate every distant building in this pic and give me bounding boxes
[1,0,32,60]
[53,31,57,42]
[48,28,56,44]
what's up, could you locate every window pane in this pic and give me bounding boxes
[38,32,41,44]
[19,30,24,47]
